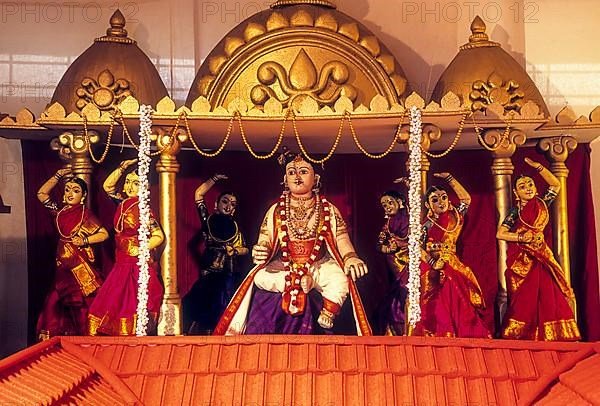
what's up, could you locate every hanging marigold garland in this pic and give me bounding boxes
[277,192,331,315]
[135,104,153,336]
[407,106,423,327]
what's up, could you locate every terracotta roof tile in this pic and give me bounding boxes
[0,339,136,405]
[536,383,592,406]
[141,375,167,405]
[188,373,213,404]
[337,344,359,371]
[494,379,519,405]
[167,343,193,371]
[240,372,265,405]
[62,374,127,405]
[3,336,600,405]
[444,376,468,404]
[555,353,600,404]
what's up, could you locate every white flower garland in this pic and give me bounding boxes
[407,106,423,327]
[135,104,153,336]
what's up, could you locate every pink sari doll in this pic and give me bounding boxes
[88,159,165,335]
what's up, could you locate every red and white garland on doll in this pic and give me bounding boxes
[407,106,423,327]
[278,192,331,315]
[135,104,153,336]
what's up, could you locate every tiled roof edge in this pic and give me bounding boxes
[518,347,597,406]
[61,339,141,405]
[0,337,61,373]
[61,335,597,351]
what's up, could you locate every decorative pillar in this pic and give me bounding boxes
[54,130,99,207]
[537,136,577,290]
[482,128,526,331]
[399,124,441,194]
[155,127,187,335]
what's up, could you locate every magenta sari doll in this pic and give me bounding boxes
[88,160,164,335]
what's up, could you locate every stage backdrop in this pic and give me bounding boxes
[0,138,28,358]
[21,141,600,342]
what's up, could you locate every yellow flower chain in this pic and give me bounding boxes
[292,110,343,164]
[82,112,116,163]
[183,112,233,157]
[423,113,467,158]
[237,110,290,159]
[347,110,405,159]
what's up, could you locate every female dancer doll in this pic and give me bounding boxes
[36,167,108,339]
[376,188,409,335]
[497,157,580,341]
[88,159,165,335]
[414,172,490,338]
[183,174,248,334]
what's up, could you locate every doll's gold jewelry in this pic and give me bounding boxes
[290,194,313,202]
[427,206,460,234]
[115,199,139,233]
[342,251,359,263]
[56,206,86,239]
[518,197,549,230]
[285,193,321,240]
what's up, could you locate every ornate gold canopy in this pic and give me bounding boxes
[50,10,168,114]
[186,1,410,112]
[431,16,549,117]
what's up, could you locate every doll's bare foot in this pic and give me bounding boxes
[300,274,314,294]
[317,308,335,329]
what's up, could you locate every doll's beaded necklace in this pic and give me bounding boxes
[56,204,86,239]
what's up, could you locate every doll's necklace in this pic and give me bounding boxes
[56,205,86,239]
[286,194,321,240]
[115,198,139,233]
[427,206,460,234]
[517,196,548,230]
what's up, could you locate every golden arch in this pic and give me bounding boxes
[186,5,410,112]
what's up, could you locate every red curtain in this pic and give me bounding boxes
[22,141,600,341]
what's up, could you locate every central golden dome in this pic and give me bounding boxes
[186,1,410,112]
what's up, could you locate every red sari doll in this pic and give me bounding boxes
[88,159,165,335]
[497,158,580,341]
[36,168,108,339]
[413,173,490,338]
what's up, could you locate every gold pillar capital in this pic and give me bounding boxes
[483,128,527,159]
[52,130,99,207]
[155,127,186,173]
[56,130,99,154]
[537,136,578,176]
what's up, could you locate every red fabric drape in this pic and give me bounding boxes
[21,141,600,341]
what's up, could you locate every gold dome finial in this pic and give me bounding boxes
[107,9,127,37]
[95,9,135,44]
[469,16,488,42]
[271,0,336,9]
[460,15,498,50]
